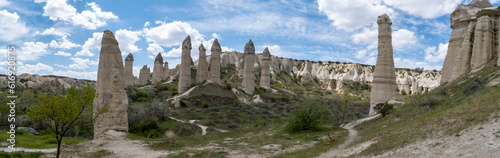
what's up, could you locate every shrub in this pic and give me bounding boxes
[285,100,323,133]
[374,102,394,117]
[419,97,438,107]
[462,77,488,94]
[436,87,447,96]
[130,120,163,138]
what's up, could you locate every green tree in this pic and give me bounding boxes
[27,84,100,158]
[374,102,394,117]
[285,100,324,133]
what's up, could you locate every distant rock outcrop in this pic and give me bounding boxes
[370,14,397,115]
[260,47,271,88]
[151,53,164,83]
[242,40,256,94]
[178,36,192,93]
[0,73,94,92]
[441,0,498,83]
[138,65,150,85]
[209,39,222,84]
[196,44,208,83]
[93,30,128,138]
[124,53,134,86]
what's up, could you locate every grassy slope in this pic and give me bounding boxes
[352,60,500,156]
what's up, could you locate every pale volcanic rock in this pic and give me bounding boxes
[242,40,256,94]
[209,39,222,84]
[0,73,94,92]
[197,44,209,83]
[178,36,192,93]
[151,53,164,83]
[124,53,135,86]
[163,62,170,80]
[441,0,496,83]
[370,14,397,115]
[138,65,150,85]
[260,47,271,88]
[93,30,128,138]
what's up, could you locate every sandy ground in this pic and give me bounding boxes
[63,130,170,158]
[317,114,380,158]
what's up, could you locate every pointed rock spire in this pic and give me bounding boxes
[139,65,151,85]
[260,47,271,88]
[178,36,192,93]
[152,53,164,83]
[242,39,256,94]
[154,53,163,64]
[93,30,129,138]
[124,53,135,86]
[197,44,208,83]
[209,39,222,84]
[125,53,134,61]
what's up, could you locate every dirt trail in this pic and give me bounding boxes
[168,116,228,135]
[0,148,57,153]
[317,114,380,158]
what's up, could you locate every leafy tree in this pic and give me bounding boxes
[27,84,102,158]
[285,100,324,133]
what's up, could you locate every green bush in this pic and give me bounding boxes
[419,97,439,107]
[462,77,488,94]
[130,120,163,138]
[374,102,394,117]
[285,100,323,133]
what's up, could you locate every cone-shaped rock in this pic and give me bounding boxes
[178,36,192,93]
[242,40,256,94]
[93,30,128,138]
[260,47,271,88]
[124,53,134,86]
[197,44,209,83]
[151,53,164,83]
[209,39,222,84]
[138,65,150,85]
[369,14,396,115]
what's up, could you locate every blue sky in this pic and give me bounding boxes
[1,0,499,80]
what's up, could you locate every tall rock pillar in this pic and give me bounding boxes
[260,47,271,88]
[151,53,164,83]
[450,22,475,81]
[370,14,397,115]
[178,36,192,93]
[242,40,256,94]
[93,30,128,138]
[197,44,209,83]
[209,39,222,84]
[124,53,134,86]
[471,14,494,69]
[138,65,150,85]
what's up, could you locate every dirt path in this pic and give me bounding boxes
[0,148,57,153]
[317,114,380,158]
[168,116,228,135]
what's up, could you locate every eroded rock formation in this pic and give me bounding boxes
[138,65,150,85]
[370,14,397,115]
[124,53,134,86]
[442,0,498,83]
[209,39,222,84]
[260,47,271,88]
[242,40,256,94]
[163,62,170,80]
[178,36,192,93]
[197,44,208,83]
[93,30,128,138]
[151,53,164,83]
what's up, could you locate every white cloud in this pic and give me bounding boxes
[392,29,418,51]
[55,51,71,56]
[144,21,205,48]
[424,43,448,62]
[147,42,164,54]
[17,42,49,61]
[49,36,81,49]
[352,28,378,50]
[383,0,461,19]
[394,57,442,70]
[261,45,284,57]
[165,47,181,57]
[317,0,394,31]
[68,57,98,69]
[76,32,101,56]
[34,0,118,30]
[38,27,69,37]
[144,21,150,27]
[53,70,97,80]
[0,0,10,8]
[18,62,54,74]
[0,10,30,42]
[115,29,142,55]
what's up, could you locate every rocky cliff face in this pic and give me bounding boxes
[199,51,441,95]
[0,73,95,92]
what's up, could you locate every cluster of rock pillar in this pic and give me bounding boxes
[93,30,129,138]
[441,0,499,83]
[369,14,397,115]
